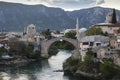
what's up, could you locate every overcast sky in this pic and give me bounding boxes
[0,0,120,11]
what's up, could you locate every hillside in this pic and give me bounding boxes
[0,2,120,32]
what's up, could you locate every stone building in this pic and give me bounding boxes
[24,24,43,45]
[79,35,109,61]
[92,9,120,35]
[26,24,36,36]
[80,35,109,51]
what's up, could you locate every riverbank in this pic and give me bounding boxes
[63,56,101,80]
[63,50,120,80]
[0,51,76,80]
[0,57,37,65]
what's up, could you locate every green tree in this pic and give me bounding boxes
[48,41,75,56]
[111,9,117,24]
[0,77,3,80]
[56,30,60,34]
[9,41,26,55]
[86,27,103,36]
[41,29,51,39]
[103,31,108,36]
[79,50,95,72]
[9,41,35,58]
[25,44,34,57]
[8,41,40,59]
[0,47,7,53]
[0,47,8,58]
[100,61,120,80]
[64,31,76,39]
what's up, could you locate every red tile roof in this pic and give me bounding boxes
[0,33,6,37]
[108,23,120,27]
[0,40,8,44]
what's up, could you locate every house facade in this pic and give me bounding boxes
[79,35,109,61]
[93,23,120,35]
[92,9,120,35]
[80,35,109,50]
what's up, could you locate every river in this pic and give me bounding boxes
[0,50,78,80]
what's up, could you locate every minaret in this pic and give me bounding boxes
[23,27,27,35]
[76,18,81,60]
[76,17,80,41]
[24,27,26,33]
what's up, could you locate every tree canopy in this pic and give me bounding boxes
[111,9,117,24]
[0,47,8,58]
[64,31,76,39]
[86,27,104,36]
[100,61,120,80]
[41,29,51,39]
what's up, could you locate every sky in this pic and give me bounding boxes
[0,0,120,11]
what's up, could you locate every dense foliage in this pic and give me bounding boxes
[86,27,109,36]
[63,56,80,74]
[55,30,60,34]
[9,41,40,59]
[100,61,120,80]
[79,50,100,73]
[64,50,120,80]
[86,27,103,36]
[64,31,76,39]
[0,77,3,80]
[0,47,8,58]
[41,29,51,39]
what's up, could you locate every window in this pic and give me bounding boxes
[83,42,88,45]
[94,53,97,58]
[96,43,101,46]
[32,27,34,29]
[110,27,112,30]
[90,42,94,46]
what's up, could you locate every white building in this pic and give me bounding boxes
[114,35,120,48]
[51,32,64,38]
[80,35,109,51]
[79,28,87,33]
[64,29,76,34]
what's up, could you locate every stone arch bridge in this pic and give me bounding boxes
[40,37,78,58]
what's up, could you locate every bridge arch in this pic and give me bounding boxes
[40,37,78,58]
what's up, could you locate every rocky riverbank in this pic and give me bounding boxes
[63,50,120,80]
[0,58,36,65]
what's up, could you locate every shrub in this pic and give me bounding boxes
[100,61,120,80]
[65,31,76,39]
